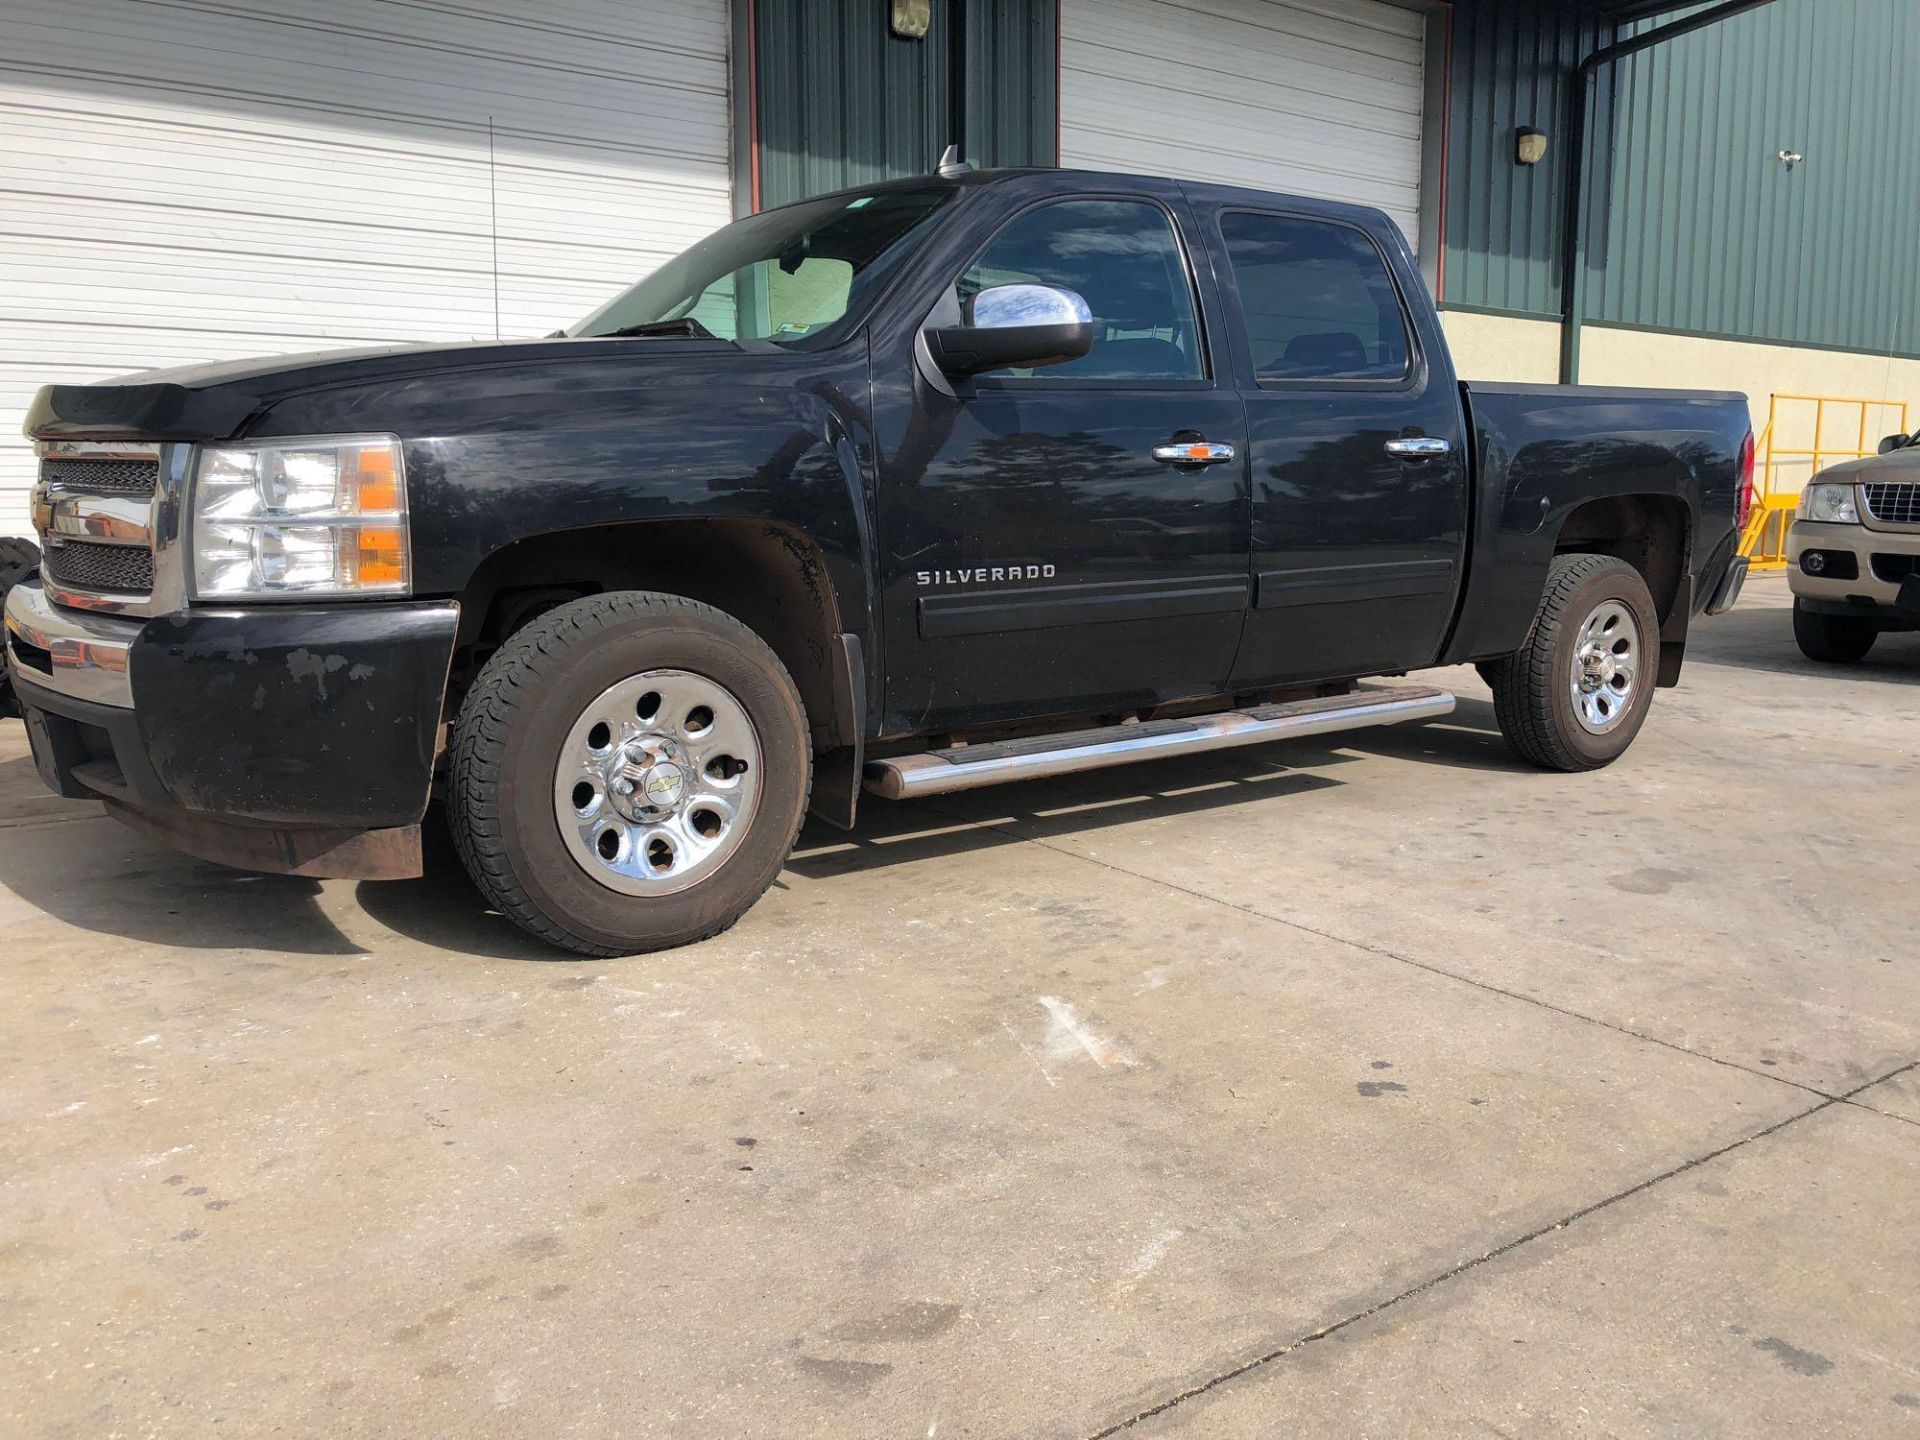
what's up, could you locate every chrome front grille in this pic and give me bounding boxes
[37,457,160,497]
[43,537,156,593]
[32,441,162,604]
[1862,482,1920,527]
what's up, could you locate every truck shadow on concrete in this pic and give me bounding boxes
[0,747,368,956]
[0,699,1515,962]
[783,697,1519,880]
[351,698,1515,958]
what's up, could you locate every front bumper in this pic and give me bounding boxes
[6,578,459,877]
[1788,519,1920,619]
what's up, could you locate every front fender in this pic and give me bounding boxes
[244,345,877,651]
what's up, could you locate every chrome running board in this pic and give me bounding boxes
[863,684,1456,800]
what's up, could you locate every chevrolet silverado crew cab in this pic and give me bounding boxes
[11,165,1753,956]
[1787,431,1920,662]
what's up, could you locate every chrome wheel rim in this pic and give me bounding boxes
[553,669,762,896]
[1569,600,1640,735]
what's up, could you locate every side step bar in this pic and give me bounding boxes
[863,684,1456,800]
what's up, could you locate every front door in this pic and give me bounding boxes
[872,186,1249,734]
[1194,203,1471,687]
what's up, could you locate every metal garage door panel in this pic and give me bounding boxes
[1059,0,1426,240]
[0,0,731,531]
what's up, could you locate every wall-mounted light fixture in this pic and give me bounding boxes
[1515,126,1549,167]
[891,0,930,39]
[1778,148,1805,171]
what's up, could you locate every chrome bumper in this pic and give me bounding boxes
[5,576,138,708]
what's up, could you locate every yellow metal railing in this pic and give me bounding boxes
[1739,420,1794,571]
[1739,394,1910,572]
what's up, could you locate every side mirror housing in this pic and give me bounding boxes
[1879,433,1911,455]
[927,284,1094,378]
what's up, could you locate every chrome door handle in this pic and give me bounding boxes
[1385,436,1453,459]
[1152,441,1236,466]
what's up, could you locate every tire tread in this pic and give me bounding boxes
[1791,599,1878,664]
[446,591,810,957]
[1487,554,1653,773]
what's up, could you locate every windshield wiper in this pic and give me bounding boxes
[594,318,718,341]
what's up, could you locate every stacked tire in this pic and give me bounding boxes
[0,537,41,719]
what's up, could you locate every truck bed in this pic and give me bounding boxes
[1444,381,1752,666]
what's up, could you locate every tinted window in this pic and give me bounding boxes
[959,199,1204,382]
[1220,212,1412,382]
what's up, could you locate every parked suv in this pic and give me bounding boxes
[1788,433,1920,662]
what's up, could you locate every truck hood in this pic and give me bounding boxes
[23,335,743,442]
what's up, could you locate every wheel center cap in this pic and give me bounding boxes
[606,736,689,820]
[643,761,686,808]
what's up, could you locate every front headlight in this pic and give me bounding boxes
[1797,482,1860,525]
[192,437,409,598]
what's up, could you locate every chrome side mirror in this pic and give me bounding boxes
[926,284,1094,377]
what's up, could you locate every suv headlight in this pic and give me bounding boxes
[192,437,409,598]
[1797,482,1860,525]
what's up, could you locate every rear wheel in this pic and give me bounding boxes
[447,592,810,957]
[1487,554,1660,772]
[1792,599,1878,664]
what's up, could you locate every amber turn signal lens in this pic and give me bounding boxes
[349,445,401,512]
[349,525,407,587]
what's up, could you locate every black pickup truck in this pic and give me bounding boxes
[11,165,1752,955]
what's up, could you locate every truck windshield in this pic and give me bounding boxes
[569,185,957,346]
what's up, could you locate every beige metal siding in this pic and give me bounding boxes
[1058,0,1426,241]
[0,0,731,533]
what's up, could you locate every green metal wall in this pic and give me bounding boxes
[748,0,1914,358]
[750,0,1056,212]
[1445,0,1920,358]
[1593,0,1920,357]
[963,0,1058,171]
[1442,0,1615,318]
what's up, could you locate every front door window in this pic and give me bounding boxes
[959,199,1206,383]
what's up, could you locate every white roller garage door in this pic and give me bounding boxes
[1059,0,1427,241]
[0,0,732,533]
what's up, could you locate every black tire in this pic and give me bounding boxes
[1792,599,1878,665]
[446,591,811,957]
[0,537,41,720]
[0,536,40,591]
[1486,554,1660,772]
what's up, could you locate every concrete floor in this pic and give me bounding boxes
[3,575,1918,1438]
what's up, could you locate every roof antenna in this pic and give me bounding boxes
[936,143,973,177]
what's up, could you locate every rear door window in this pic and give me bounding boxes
[1218,212,1412,383]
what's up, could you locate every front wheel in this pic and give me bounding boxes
[1486,554,1660,772]
[1792,599,1878,664]
[447,592,811,957]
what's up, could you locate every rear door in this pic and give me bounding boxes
[1190,195,1470,686]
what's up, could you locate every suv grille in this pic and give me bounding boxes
[1862,482,1920,526]
[39,457,159,496]
[44,538,155,594]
